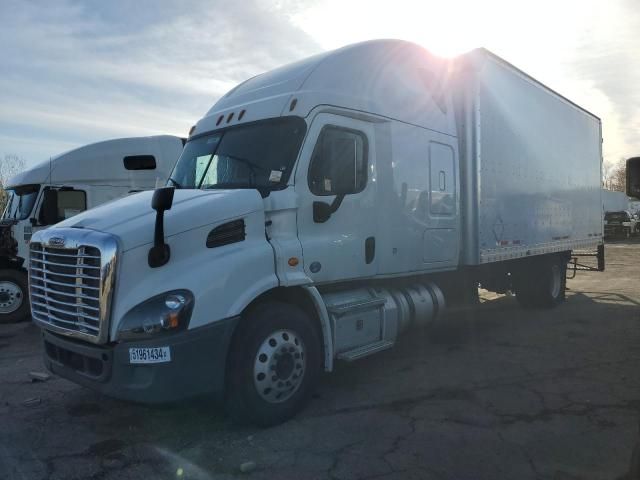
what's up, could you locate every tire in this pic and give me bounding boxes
[0,269,30,324]
[225,302,321,427]
[631,437,640,480]
[515,256,567,309]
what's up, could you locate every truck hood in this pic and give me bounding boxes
[55,189,265,251]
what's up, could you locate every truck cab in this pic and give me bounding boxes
[0,136,184,323]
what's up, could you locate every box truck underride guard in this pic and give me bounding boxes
[1,136,183,323]
[29,40,604,426]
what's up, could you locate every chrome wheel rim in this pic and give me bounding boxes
[550,265,562,299]
[253,329,306,404]
[0,280,24,314]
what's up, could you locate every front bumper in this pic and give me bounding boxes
[41,317,239,403]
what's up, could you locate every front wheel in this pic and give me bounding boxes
[225,302,321,427]
[0,270,30,324]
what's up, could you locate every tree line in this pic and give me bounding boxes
[603,158,628,192]
[0,154,26,214]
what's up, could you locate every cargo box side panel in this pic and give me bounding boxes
[475,55,602,263]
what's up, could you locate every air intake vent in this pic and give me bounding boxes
[206,219,246,248]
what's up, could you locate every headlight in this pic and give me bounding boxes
[116,290,194,341]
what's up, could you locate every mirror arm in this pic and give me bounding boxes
[148,209,170,268]
[329,193,345,213]
[148,187,175,268]
[313,193,346,223]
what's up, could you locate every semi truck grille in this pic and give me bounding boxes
[28,229,118,344]
[30,244,101,334]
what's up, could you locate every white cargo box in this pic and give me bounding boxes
[456,50,603,265]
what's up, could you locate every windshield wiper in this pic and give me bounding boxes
[167,177,182,188]
[204,182,254,190]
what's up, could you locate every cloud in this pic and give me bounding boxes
[0,0,321,165]
[569,0,640,163]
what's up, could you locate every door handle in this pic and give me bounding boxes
[365,236,375,264]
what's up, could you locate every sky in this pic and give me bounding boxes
[0,0,638,170]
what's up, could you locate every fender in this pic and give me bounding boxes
[302,285,334,372]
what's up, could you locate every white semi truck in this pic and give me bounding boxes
[1,136,184,323]
[29,40,604,426]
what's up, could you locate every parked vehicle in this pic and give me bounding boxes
[0,136,184,323]
[602,189,629,215]
[604,211,637,238]
[629,157,640,199]
[29,40,604,426]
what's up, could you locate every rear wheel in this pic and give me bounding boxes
[0,269,30,324]
[225,302,321,427]
[515,256,567,309]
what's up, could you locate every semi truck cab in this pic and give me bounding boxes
[0,136,184,323]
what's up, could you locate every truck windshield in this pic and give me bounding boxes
[1,185,39,221]
[169,117,307,195]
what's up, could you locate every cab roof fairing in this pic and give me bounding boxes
[7,135,183,189]
[192,39,458,139]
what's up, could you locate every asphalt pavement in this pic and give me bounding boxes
[1,239,639,480]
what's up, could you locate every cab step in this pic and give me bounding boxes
[336,340,394,362]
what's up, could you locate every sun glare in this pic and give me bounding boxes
[292,0,627,165]
[292,0,602,59]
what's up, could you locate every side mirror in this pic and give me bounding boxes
[332,171,356,196]
[148,187,175,268]
[313,195,346,223]
[39,189,59,225]
[310,134,362,223]
[627,157,640,199]
[151,186,175,211]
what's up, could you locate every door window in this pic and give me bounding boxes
[39,189,87,225]
[308,126,367,196]
[57,190,86,220]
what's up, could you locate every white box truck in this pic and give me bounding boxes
[602,189,629,213]
[29,40,604,426]
[1,136,184,323]
[602,189,635,237]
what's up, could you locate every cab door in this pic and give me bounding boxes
[295,113,377,283]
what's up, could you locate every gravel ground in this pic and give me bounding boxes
[1,239,639,480]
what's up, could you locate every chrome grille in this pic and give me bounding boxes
[28,228,118,344]
[30,244,101,334]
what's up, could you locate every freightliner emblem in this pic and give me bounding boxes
[49,237,66,247]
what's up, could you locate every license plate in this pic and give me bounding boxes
[129,347,171,364]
